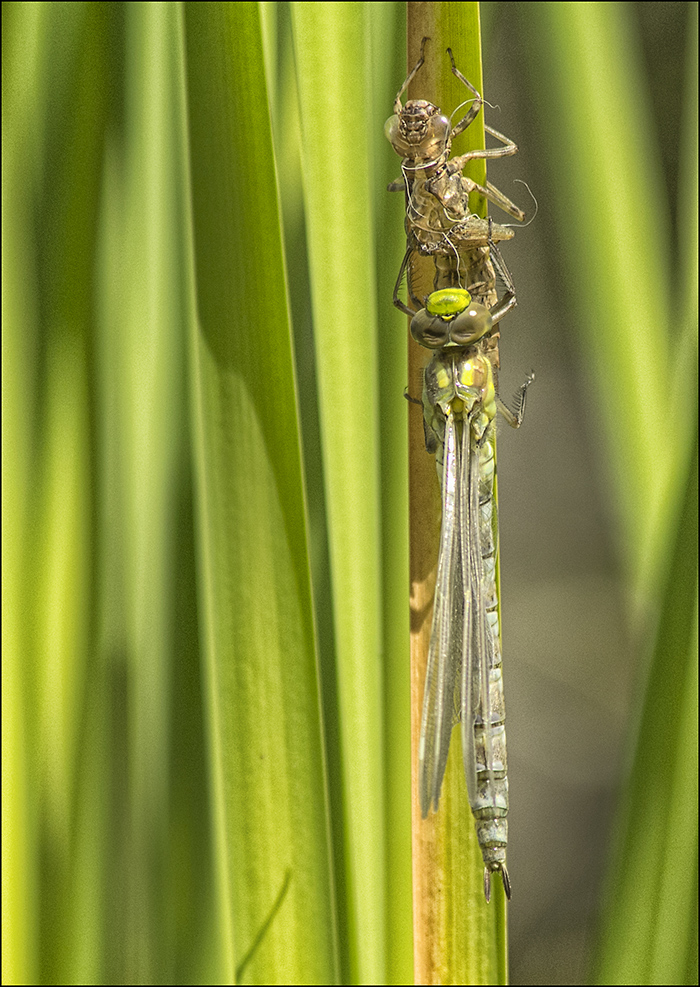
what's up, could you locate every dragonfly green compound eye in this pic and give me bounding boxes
[410,309,450,348]
[448,300,493,346]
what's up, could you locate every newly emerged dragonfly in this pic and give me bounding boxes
[387,45,532,901]
[402,250,532,901]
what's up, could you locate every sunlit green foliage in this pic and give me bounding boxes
[2,3,696,984]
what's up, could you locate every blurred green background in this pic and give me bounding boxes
[3,2,696,985]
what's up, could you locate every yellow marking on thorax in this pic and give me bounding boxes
[436,366,451,390]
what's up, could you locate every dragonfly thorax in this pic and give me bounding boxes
[426,351,496,428]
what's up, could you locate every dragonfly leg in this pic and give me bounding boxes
[446,123,525,222]
[422,414,439,455]
[393,245,418,317]
[447,123,520,170]
[393,36,429,115]
[489,237,515,292]
[443,172,524,223]
[497,372,534,429]
[483,180,525,223]
[446,47,483,139]
[403,386,422,407]
[489,289,517,326]
[486,234,518,324]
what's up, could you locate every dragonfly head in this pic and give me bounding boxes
[411,288,493,349]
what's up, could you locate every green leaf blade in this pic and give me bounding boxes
[291,4,387,983]
[183,4,337,982]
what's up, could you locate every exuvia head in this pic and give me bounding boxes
[385,103,451,161]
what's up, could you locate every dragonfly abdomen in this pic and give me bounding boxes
[472,427,510,878]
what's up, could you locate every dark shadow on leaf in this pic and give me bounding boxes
[235,869,293,983]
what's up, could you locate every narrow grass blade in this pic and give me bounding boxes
[590,8,699,981]
[370,5,414,983]
[519,5,698,983]
[291,5,386,982]
[183,5,337,983]
[522,2,675,609]
[592,421,698,985]
[3,4,113,982]
[1,3,48,978]
[92,5,192,981]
